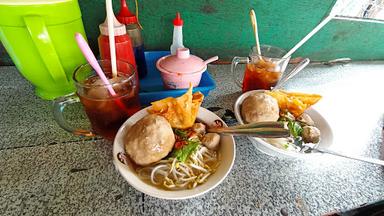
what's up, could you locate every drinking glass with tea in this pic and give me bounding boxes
[231,45,306,92]
[53,60,140,140]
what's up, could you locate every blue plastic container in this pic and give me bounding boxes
[139,51,216,105]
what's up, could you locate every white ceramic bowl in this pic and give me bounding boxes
[113,107,236,200]
[234,90,333,158]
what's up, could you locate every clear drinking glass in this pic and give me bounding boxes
[53,60,141,140]
[231,45,307,92]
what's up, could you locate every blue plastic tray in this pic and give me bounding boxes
[139,51,216,105]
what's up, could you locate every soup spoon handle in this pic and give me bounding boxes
[228,121,285,129]
[310,146,384,166]
[208,127,290,138]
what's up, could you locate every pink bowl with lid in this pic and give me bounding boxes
[156,48,218,89]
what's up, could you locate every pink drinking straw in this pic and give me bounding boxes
[74,33,130,113]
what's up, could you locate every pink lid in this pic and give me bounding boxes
[157,48,218,74]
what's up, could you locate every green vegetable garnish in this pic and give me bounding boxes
[172,139,200,162]
[287,120,303,138]
[174,128,188,140]
[278,117,304,148]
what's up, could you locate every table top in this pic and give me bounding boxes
[1,62,384,215]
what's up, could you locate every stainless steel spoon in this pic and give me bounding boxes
[208,127,290,138]
[208,121,290,138]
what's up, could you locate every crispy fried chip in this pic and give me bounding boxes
[266,90,322,117]
[148,86,204,129]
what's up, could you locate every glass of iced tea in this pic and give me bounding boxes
[231,45,306,92]
[53,60,140,140]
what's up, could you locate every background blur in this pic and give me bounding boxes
[1,0,384,65]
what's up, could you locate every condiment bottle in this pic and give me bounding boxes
[98,13,137,73]
[170,12,184,55]
[117,0,147,79]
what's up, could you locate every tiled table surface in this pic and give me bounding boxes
[0,62,383,215]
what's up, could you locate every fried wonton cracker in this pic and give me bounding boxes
[148,86,204,129]
[266,90,322,117]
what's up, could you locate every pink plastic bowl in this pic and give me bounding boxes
[157,62,206,89]
[156,48,218,89]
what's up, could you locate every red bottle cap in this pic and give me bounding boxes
[117,0,138,24]
[173,12,183,26]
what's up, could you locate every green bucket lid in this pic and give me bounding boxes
[0,0,82,27]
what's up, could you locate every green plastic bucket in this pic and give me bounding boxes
[0,0,87,99]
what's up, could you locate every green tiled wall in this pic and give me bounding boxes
[1,0,384,65]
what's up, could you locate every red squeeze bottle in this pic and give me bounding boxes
[117,0,147,79]
[98,15,137,73]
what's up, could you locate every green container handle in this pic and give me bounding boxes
[23,15,69,84]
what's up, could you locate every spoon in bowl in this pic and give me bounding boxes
[208,121,290,138]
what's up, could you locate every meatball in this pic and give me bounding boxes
[297,113,314,126]
[201,133,220,150]
[302,126,321,143]
[192,123,206,135]
[241,93,280,123]
[124,114,175,166]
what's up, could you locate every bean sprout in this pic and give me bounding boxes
[137,145,219,190]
